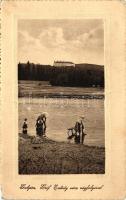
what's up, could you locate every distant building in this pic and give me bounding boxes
[53,61,75,67]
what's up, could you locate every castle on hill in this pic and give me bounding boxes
[53,60,75,67]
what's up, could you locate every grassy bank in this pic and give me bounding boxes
[19,134,105,174]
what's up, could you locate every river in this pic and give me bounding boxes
[18,97,104,147]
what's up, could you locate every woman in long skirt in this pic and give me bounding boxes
[36,118,43,136]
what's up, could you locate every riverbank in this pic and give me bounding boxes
[19,134,105,174]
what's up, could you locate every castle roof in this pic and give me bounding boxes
[54,61,74,64]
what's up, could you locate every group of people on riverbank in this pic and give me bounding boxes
[22,115,86,144]
[22,114,46,137]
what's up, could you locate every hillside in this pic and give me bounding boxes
[75,63,104,71]
[18,62,104,87]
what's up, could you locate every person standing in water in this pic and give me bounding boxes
[80,117,86,144]
[74,117,86,144]
[22,118,28,134]
[74,120,81,144]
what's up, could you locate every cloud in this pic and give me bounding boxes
[18,31,41,51]
[18,21,104,65]
[38,27,66,48]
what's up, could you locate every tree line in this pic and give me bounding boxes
[18,61,104,87]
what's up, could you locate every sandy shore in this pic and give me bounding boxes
[19,134,105,174]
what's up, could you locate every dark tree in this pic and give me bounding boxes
[18,62,104,88]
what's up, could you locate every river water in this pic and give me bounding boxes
[19,97,104,147]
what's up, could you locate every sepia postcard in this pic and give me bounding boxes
[0,0,126,199]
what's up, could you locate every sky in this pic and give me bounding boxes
[18,19,104,65]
